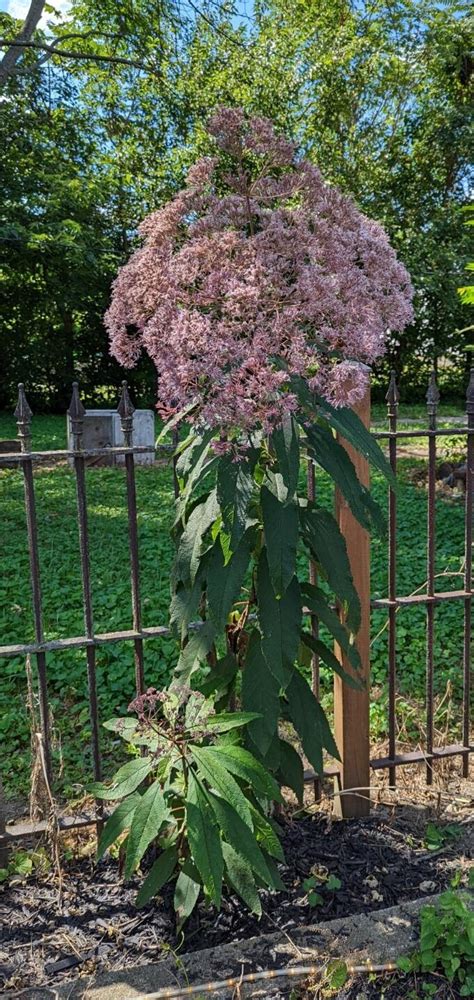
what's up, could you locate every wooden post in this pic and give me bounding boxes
[333,386,371,818]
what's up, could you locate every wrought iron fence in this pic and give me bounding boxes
[0,371,472,855]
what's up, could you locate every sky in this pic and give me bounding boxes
[1,1,71,19]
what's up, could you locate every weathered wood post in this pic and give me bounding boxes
[333,385,371,818]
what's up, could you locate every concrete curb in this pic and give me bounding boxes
[10,891,474,1000]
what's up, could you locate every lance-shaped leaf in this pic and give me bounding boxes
[186,770,223,908]
[191,746,253,827]
[204,712,262,733]
[301,632,364,690]
[174,620,216,683]
[136,845,178,908]
[257,549,301,689]
[300,504,360,632]
[277,739,304,804]
[97,793,140,860]
[208,792,273,886]
[261,477,298,597]
[272,415,300,496]
[175,489,219,586]
[301,582,361,671]
[306,422,386,536]
[89,757,154,800]
[217,453,255,549]
[206,530,253,631]
[286,668,340,776]
[313,394,395,486]
[250,806,285,862]
[124,780,169,878]
[198,652,238,698]
[195,743,282,802]
[170,563,207,640]
[174,868,201,931]
[241,629,280,758]
[222,842,262,916]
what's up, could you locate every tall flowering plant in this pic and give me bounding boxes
[106,109,413,803]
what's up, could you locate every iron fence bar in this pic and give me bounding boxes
[371,743,474,770]
[373,427,473,440]
[0,444,172,466]
[306,456,321,802]
[68,385,103,825]
[14,385,52,783]
[386,371,399,786]
[117,382,145,696]
[425,371,439,784]
[463,368,474,777]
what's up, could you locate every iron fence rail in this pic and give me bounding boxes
[0,370,473,850]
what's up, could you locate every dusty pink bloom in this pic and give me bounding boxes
[105,107,413,435]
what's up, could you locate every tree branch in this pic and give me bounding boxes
[0,39,164,78]
[0,0,46,86]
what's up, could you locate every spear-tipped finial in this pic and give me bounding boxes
[117,381,135,446]
[14,383,32,452]
[68,382,85,449]
[385,369,399,409]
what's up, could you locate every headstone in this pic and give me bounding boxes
[67,410,155,466]
[0,439,21,469]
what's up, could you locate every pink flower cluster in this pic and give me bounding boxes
[105,108,413,435]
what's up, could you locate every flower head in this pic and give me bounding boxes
[105,108,413,435]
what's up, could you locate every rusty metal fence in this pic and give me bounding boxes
[0,371,473,852]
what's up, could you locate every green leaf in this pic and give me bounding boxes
[272,415,300,495]
[208,792,273,887]
[89,757,155,800]
[326,874,342,891]
[97,793,140,860]
[207,744,282,802]
[174,620,216,683]
[277,739,304,803]
[250,806,285,862]
[313,394,395,486]
[300,504,360,632]
[261,480,298,597]
[124,780,169,879]
[174,868,201,931]
[286,668,340,775]
[306,422,386,535]
[205,712,262,732]
[198,652,238,698]
[206,531,252,631]
[308,890,324,906]
[102,717,139,742]
[216,454,255,549]
[397,957,412,973]
[175,489,219,586]
[301,632,364,690]
[190,746,253,827]
[241,629,280,757]
[136,846,178,907]
[186,770,223,907]
[170,566,206,640]
[222,842,262,916]
[301,582,361,671]
[257,549,302,689]
[327,960,348,989]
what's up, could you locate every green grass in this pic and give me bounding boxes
[0,415,468,800]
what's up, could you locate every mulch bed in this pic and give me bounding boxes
[0,810,471,994]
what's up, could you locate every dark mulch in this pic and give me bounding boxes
[0,811,470,993]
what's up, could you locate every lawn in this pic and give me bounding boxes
[0,414,469,800]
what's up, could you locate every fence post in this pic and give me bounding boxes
[333,383,371,818]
